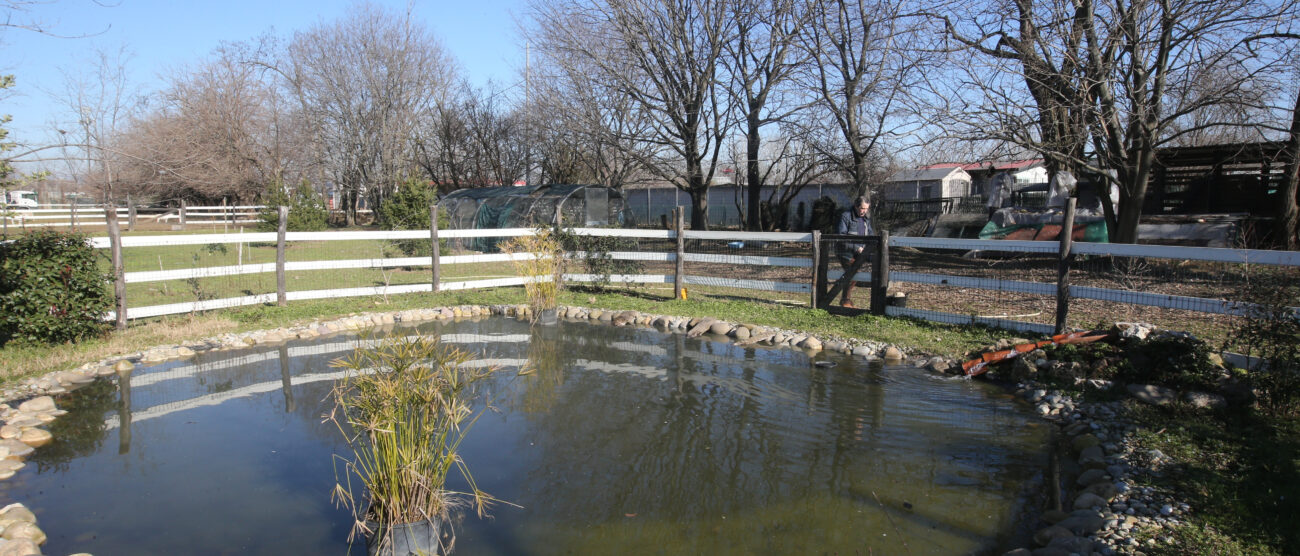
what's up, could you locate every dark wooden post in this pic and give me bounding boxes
[127,197,137,232]
[810,230,822,309]
[815,234,831,309]
[673,208,685,299]
[870,230,890,315]
[106,205,127,331]
[430,202,441,293]
[1055,198,1077,334]
[276,205,288,307]
[179,199,187,227]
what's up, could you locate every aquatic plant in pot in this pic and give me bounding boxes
[328,334,498,555]
[500,228,567,325]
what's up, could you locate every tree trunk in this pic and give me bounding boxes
[688,186,709,230]
[1278,87,1300,250]
[746,110,763,231]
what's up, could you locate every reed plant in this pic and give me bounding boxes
[500,228,566,321]
[327,333,497,550]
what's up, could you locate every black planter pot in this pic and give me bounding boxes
[366,518,443,556]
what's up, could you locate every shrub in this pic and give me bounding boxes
[377,178,445,256]
[500,228,566,320]
[257,180,329,232]
[0,231,111,346]
[1227,267,1300,415]
[554,227,645,291]
[1117,334,1221,392]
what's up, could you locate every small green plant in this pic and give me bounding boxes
[1117,334,1221,392]
[500,228,566,321]
[377,178,446,257]
[257,179,329,232]
[1226,267,1300,416]
[0,231,111,347]
[554,228,644,292]
[328,334,499,551]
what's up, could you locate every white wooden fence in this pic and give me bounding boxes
[89,226,1299,337]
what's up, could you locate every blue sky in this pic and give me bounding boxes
[2,0,528,167]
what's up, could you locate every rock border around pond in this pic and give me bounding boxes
[1,306,1193,556]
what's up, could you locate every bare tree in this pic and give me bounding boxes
[528,36,654,188]
[797,0,927,200]
[275,2,457,224]
[530,0,736,229]
[943,0,1298,243]
[53,44,139,205]
[724,0,809,230]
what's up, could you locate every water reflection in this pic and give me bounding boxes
[4,317,1047,556]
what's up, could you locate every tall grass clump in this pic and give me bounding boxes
[328,334,498,552]
[500,228,566,321]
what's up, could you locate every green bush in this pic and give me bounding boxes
[1118,334,1221,392]
[257,180,329,232]
[554,227,645,291]
[377,178,445,256]
[0,231,111,346]
[1227,267,1300,416]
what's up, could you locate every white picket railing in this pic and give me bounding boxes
[87,227,1299,334]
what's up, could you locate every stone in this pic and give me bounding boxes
[1003,356,1038,381]
[925,355,946,374]
[1040,509,1070,524]
[1128,384,1178,406]
[0,504,35,524]
[1073,492,1109,511]
[1001,550,1033,556]
[16,429,51,449]
[852,346,874,357]
[175,346,196,357]
[1029,548,1071,556]
[709,322,733,336]
[1114,322,1155,340]
[1047,535,1096,554]
[1084,481,1120,500]
[732,326,751,340]
[883,346,904,360]
[687,318,717,337]
[1056,513,1106,535]
[1072,434,1101,454]
[0,441,33,459]
[0,460,22,474]
[1078,445,1107,469]
[1077,468,1109,487]
[0,538,40,556]
[801,336,823,351]
[0,427,17,441]
[1033,525,1073,546]
[824,340,845,353]
[1182,391,1227,410]
[0,521,45,545]
[15,397,53,414]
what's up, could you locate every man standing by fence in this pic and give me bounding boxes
[835,195,873,308]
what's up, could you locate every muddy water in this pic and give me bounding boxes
[3,317,1049,555]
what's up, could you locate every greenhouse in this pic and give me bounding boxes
[439,184,624,250]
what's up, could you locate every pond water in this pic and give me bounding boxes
[2,317,1051,555]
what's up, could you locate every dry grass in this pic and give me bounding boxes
[0,315,240,383]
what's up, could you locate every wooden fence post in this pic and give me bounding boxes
[277,206,288,307]
[179,199,187,227]
[673,208,685,299]
[810,230,822,309]
[106,205,127,330]
[430,202,441,293]
[870,230,890,315]
[70,200,78,232]
[1055,198,1077,334]
[127,197,137,232]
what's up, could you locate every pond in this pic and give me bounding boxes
[2,317,1051,555]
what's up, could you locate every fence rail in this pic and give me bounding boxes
[76,205,1297,345]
